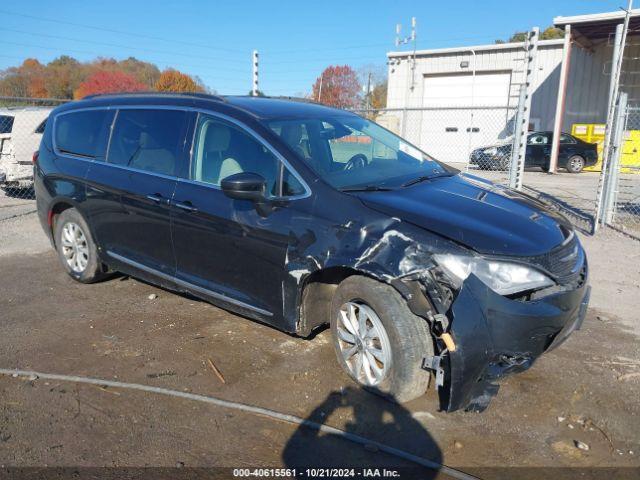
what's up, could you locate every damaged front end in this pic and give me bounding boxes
[285,200,590,413]
[400,237,590,412]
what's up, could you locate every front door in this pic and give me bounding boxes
[86,108,190,277]
[525,132,551,167]
[171,113,308,322]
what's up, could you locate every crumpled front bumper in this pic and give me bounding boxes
[442,273,590,412]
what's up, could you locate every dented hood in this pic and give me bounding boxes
[355,174,570,257]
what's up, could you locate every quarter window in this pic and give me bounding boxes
[0,115,14,134]
[559,134,576,144]
[107,109,187,176]
[192,115,305,197]
[35,118,47,134]
[55,110,114,159]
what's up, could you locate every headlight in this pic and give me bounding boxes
[482,147,497,155]
[433,253,554,296]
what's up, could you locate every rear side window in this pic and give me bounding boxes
[35,118,47,134]
[55,110,114,159]
[0,115,14,134]
[107,109,187,176]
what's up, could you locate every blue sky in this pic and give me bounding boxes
[0,0,623,96]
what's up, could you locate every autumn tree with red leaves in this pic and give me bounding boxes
[74,70,147,99]
[312,65,361,108]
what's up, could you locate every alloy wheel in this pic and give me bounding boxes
[60,222,89,273]
[570,156,584,172]
[336,301,392,386]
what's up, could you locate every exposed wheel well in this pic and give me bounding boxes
[297,267,375,337]
[49,201,74,244]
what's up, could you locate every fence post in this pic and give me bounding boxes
[601,92,627,227]
[509,27,539,191]
[509,89,527,189]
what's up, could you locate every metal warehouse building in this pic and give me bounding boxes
[384,8,640,169]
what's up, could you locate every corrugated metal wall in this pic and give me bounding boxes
[387,41,564,122]
[386,39,640,135]
[564,43,611,129]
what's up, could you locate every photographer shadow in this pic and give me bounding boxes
[282,386,442,479]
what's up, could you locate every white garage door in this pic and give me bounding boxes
[418,72,513,164]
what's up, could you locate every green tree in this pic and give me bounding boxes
[540,26,565,40]
[509,32,528,42]
[495,26,564,44]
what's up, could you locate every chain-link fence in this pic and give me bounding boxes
[0,97,67,207]
[351,105,518,185]
[599,104,640,239]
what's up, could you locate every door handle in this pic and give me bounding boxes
[174,200,198,213]
[146,194,168,204]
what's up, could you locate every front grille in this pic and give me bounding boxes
[526,233,585,285]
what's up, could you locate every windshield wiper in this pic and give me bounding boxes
[340,185,393,192]
[401,172,453,187]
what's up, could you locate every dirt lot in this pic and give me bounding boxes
[0,205,639,478]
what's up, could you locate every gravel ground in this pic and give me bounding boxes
[0,204,639,477]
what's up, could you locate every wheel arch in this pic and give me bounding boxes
[48,198,92,248]
[296,266,426,337]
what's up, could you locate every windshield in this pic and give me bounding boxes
[265,115,456,190]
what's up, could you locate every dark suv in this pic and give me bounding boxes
[35,93,590,412]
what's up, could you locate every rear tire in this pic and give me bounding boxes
[54,208,106,283]
[566,155,585,173]
[330,276,433,403]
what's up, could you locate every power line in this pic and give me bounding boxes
[0,40,248,79]
[0,27,246,65]
[0,8,247,54]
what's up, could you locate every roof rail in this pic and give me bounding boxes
[82,91,226,102]
[266,95,321,105]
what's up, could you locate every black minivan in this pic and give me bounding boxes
[35,93,590,412]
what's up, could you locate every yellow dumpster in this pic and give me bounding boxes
[572,124,605,172]
[620,130,640,173]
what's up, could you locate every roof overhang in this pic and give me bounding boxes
[387,39,563,59]
[554,9,640,44]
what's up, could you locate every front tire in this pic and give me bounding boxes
[330,276,434,403]
[54,208,106,283]
[566,155,585,173]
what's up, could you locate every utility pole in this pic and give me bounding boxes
[366,72,372,110]
[396,17,417,135]
[251,50,259,96]
[396,17,417,91]
[317,72,323,103]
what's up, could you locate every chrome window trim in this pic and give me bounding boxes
[52,104,312,200]
[188,110,311,200]
[106,250,272,317]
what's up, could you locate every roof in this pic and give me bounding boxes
[224,96,347,119]
[554,9,640,41]
[387,39,564,59]
[0,106,54,113]
[554,9,640,26]
[54,92,350,121]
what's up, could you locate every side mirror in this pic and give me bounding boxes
[221,172,266,202]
